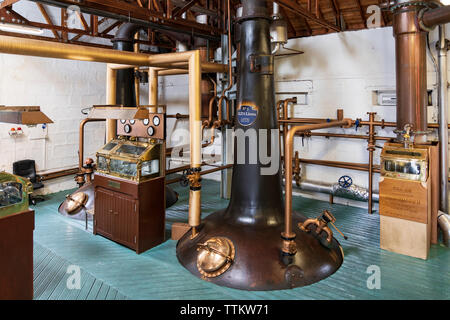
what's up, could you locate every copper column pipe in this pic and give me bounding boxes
[367,112,377,214]
[393,3,428,142]
[106,65,117,141]
[282,119,352,255]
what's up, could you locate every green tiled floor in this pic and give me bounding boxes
[32,179,449,300]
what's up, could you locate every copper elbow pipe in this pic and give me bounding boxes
[282,119,352,254]
[420,5,450,30]
[79,118,105,170]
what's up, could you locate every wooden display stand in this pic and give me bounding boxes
[0,210,34,300]
[94,174,165,254]
[379,143,438,260]
[379,177,431,259]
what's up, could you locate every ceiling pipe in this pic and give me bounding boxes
[112,23,142,108]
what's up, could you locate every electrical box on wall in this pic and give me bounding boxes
[372,89,434,107]
[28,124,48,140]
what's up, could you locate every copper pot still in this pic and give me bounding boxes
[176,0,343,291]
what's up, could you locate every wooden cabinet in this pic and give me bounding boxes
[0,210,34,300]
[94,174,165,254]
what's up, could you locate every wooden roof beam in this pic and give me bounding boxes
[36,3,61,40]
[276,0,341,32]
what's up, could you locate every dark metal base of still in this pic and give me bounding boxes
[176,210,343,291]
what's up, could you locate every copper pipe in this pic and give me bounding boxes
[292,131,392,141]
[40,168,79,181]
[297,158,381,173]
[279,117,449,129]
[393,4,428,142]
[283,119,352,254]
[216,95,231,125]
[79,118,105,170]
[367,112,376,214]
[165,164,233,185]
[188,50,203,236]
[421,5,450,29]
[281,97,297,161]
[106,65,117,141]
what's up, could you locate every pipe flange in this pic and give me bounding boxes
[389,1,433,12]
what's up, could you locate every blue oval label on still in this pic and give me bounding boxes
[237,104,258,126]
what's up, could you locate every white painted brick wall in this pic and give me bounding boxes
[0,54,107,194]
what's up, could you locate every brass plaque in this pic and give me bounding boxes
[107,180,121,189]
[379,177,429,224]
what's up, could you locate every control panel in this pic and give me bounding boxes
[116,113,165,140]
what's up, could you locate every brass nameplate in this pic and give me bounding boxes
[108,180,121,189]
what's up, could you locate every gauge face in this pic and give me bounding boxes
[129,119,136,125]
[124,124,132,134]
[143,118,150,126]
[147,126,155,136]
[120,119,126,124]
[152,116,160,126]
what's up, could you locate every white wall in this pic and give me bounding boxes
[0,54,107,194]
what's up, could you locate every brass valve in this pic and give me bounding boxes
[181,168,202,189]
[298,210,347,247]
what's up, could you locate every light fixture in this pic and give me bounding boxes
[0,22,44,36]
[88,105,149,120]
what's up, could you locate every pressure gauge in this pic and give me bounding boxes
[152,116,160,126]
[124,124,132,134]
[147,126,155,136]
[120,119,126,124]
[142,118,149,126]
[129,119,136,125]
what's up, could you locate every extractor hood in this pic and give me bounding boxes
[0,106,53,125]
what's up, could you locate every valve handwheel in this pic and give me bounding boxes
[338,175,352,189]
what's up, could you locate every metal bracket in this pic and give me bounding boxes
[249,54,273,75]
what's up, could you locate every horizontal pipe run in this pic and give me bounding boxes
[422,5,450,29]
[279,117,447,129]
[289,179,379,202]
[165,164,233,185]
[0,35,228,72]
[40,168,79,181]
[288,130,393,141]
[298,158,381,173]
